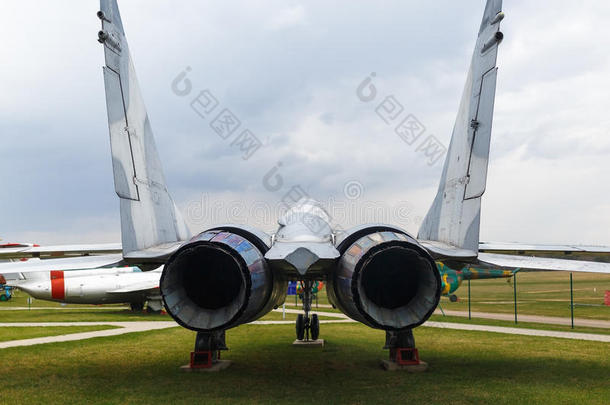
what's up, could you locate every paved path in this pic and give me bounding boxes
[251,320,356,325]
[273,310,610,342]
[2,308,608,349]
[0,322,177,349]
[435,310,610,329]
[259,317,610,342]
[0,307,129,311]
[272,308,349,318]
[425,322,610,343]
[284,303,334,309]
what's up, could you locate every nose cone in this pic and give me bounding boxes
[15,281,51,299]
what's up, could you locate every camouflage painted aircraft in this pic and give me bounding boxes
[2,0,610,367]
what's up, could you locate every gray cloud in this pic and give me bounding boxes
[1,0,609,246]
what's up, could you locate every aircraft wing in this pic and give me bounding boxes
[0,254,123,275]
[0,243,122,260]
[479,242,610,260]
[478,253,610,274]
[419,240,477,259]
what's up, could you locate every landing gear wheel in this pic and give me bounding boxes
[449,294,458,303]
[310,314,319,341]
[296,314,305,340]
[130,302,144,311]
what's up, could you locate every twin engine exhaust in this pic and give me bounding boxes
[161,227,441,333]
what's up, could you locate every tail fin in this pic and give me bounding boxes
[98,0,190,257]
[418,0,504,253]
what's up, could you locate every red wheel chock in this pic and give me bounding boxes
[390,348,420,366]
[190,351,219,368]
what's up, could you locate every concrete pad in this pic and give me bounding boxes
[380,360,428,372]
[293,339,324,347]
[180,360,232,372]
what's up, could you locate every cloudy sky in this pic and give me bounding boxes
[1,0,609,246]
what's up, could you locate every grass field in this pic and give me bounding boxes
[2,322,609,404]
[1,273,609,403]
[426,314,610,336]
[0,325,118,342]
[442,271,610,320]
[4,271,609,321]
[284,272,610,321]
[0,307,335,323]
[0,308,169,322]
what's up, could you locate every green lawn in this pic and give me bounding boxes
[0,308,339,323]
[260,311,338,321]
[0,325,119,342]
[2,323,609,404]
[283,273,610,322]
[427,314,610,336]
[441,271,610,320]
[0,308,170,323]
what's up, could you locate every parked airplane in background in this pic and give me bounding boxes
[3,0,610,368]
[0,240,160,311]
[0,240,121,259]
[3,240,607,306]
[0,262,163,312]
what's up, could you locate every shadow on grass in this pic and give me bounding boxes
[3,324,609,404]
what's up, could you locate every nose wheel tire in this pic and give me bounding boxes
[295,313,320,341]
[295,280,321,341]
[310,314,320,341]
[296,314,305,340]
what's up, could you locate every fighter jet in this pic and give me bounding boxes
[3,0,610,367]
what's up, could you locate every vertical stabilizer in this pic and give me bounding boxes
[98,0,190,256]
[418,0,503,252]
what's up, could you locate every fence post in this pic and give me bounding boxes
[468,279,471,320]
[513,271,518,324]
[438,303,446,316]
[570,273,574,329]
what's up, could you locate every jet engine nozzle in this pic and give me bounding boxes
[328,230,441,331]
[161,230,286,331]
